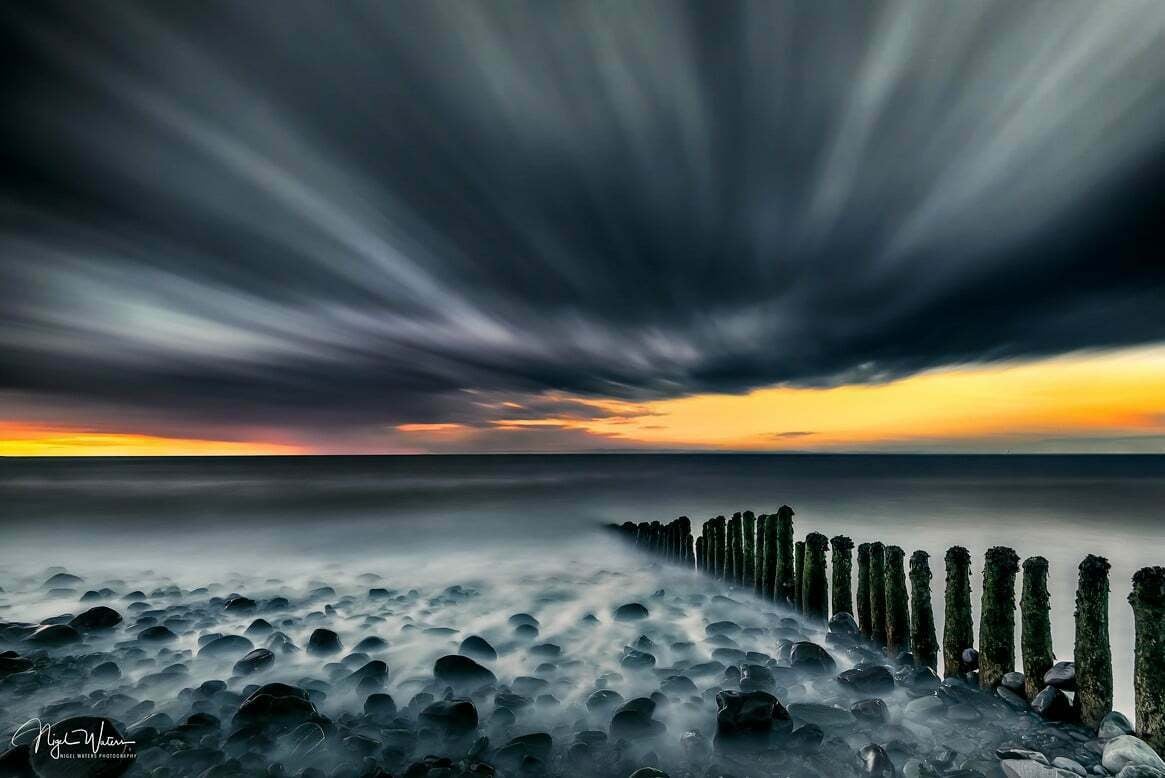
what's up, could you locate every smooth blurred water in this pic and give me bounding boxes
[2,453,1164,715]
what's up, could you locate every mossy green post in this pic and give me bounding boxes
[857,543,872,638]
[1075,555,1112,729]
[884,545,910,657]
[775,505,795,605]
[869,542,887,646]
[1020,556,1054,701]
[743,511,756,590]
[978,546,1020,690]
[831,535,854,619]
[943,546,973,679]
[803,532,829,622]
[1130,567,1165,752]
[764,514,779,600]
[909,550,938,670]
[794,540,806,612]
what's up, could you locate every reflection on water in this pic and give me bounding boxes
[2,453,1164,715]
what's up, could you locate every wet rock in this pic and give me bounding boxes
[586,689,624,713]
[1002,671,1026,693]
[419,698,478,735]
[610,698,661,740]
[838,664,895,694]
[738,664,775,691]
[1051,757,1086,776]
[787,722,824,753]
[27,716,134,778]
[459,635,497,661]
[1043,661,1076,692]
[497,733,553,768]
[1031,686,1073,722]
[90,661,121,680]
[1100,711,1136,739]
[851,698,890,725]
[234,683,325,732]
[620,647,656,670]
[614,603,649,621]
[0,654,34,676]
[508,613,540,628]
[715,690,789,746]
[829,612,860,635]
[306,628,342,656]
[789,641,836,673]
[24,624,82,646]
[354,635,388,651]
[961,648,980,671]
[660,675,698,696]
[138,625,176,642]
[68,606,123,631]
[43,573,83,588]
[997,686,1029,711]
[861,743,895,777]
[244,618,273,636]
[628,769,669,778]
[433,655,496,689]
[233,648,275,675]
[223,595,256,612]
[529,643,561,657]
[1103,736,1165,774]
[199,634,254,658]
[364,692,396,718]
[787,702,854,729]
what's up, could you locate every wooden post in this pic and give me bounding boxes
[857,543,872,638]
[1075,555,1113,729]
[869,542,887,646]
[695,536,705,573]
[754,514,767,596]
[884,545,910,658]
[764,512,779,601]
[1130,567,1165,752]
[1021,556,1054,701]
[775,505,795,605]
[803,532,829,622]
[794,540,806,613]
[743,511,756,589]
[728,514,742,585]
[830,535,854,619]
[943,546,973,679]
[909,550,938,671]
[978,546,1020,690]
[679,516,692,566]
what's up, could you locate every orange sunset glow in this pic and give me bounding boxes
[6,346,1164,455]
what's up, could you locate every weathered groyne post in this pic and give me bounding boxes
[909,550,938,671]
[803,532,829,622]
[1020,556,1054,701]
[714,516,727,579]
[763,514,779,600]
[775,506,795,605]
[857,543,872,638]
[868,542,887,646]
[794,540,806,612]
[695,535,705,573]
[978,546,1020,690]
[1130,567,1165,752]
[754,514,767,596]
[831,535,854,618]
[743,511,756,589]
[680,516,693,566]
[884,545,910,658]
[943,546,973,679]
[1075,555,1113,729]
[727,514,741,584]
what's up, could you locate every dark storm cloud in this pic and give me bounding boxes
[2,1,1165,442]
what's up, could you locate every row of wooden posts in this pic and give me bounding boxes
[609,506,1165,753]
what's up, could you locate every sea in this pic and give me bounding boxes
[2,453,1164,716]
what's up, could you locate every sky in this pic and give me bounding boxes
[2,1,1165,455]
